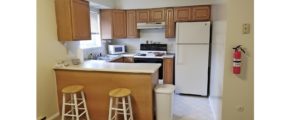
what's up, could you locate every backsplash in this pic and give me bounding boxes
[64,40,109,62]
[111,29,176,53]
[64,29,176,62]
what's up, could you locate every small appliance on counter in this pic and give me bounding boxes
[108,45,126,54]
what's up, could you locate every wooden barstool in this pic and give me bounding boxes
[61,85,90,120]
[108,88,134,120]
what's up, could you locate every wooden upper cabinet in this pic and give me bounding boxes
[191,6,211,21]
[55,0,91,41]
[150,8,165,22]
[112,10,127,38]
[136,10,150,22]
[174,7,191,22]
[100,9,127,39]
[165,8,175,38]
[126,10,139,38]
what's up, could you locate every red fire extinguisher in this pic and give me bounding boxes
[232,45,245,74]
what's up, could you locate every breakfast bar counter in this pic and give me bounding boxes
[54,60,160,120]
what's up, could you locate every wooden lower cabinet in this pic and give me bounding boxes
[111,57,124,62]
[123,57,134,63]
[55,70,158,120]
[163,58,174,84]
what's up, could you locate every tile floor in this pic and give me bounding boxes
[173,94,214,120]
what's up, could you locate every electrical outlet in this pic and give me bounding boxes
[236,105,245,112]
[242,24,250,34]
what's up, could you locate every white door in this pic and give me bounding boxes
[176,22,210,44]
[175,44,209,96]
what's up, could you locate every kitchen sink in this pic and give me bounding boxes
[96,55,121,61]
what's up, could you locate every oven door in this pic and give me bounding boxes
[134,58,163,79]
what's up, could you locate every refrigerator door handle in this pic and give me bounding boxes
[176,45,183,64]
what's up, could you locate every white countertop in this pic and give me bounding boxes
[54,60,161,74]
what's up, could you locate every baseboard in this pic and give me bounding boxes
[47,112,59,120]
[208,97,217,120]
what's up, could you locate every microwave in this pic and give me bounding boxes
[108,45,126,54]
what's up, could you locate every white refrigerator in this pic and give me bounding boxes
[175,22,210,96]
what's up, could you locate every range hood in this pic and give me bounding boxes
[137,22,165,29]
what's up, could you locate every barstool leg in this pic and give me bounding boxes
[115,98,119,120]
[71,94,75,120]
[61,94,66,120]
[73,93,80,120]
[81,91,90,120]
[128,96,134,120]
[122,97,128,120]
[108,97,113,120]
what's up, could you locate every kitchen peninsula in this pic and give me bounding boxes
[54,60,160,120]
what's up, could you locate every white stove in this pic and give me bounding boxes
[133,43,167,58]
[133,44,168,79]
[134,50,167,58]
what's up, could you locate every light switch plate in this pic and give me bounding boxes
[243,24,250,34]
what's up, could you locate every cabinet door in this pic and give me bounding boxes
[174,7,191,22]
[71,0,91,40]
[163,58,174,84]
[150,8,165,22]
[165,8,175,38]
[55,0,91,41]
[112,10,127,38]
[126,10,139,38]
[136,10,150,22]
[100,9,113,39]
[123,57,134,63]
[191,6,211,21]
[112,57,124,62]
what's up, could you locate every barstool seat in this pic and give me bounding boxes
[109,88,131,97]
[61,85,90,120]
[108,88,134,120]
[62,85,84,93]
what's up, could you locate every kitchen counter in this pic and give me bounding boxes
[54,60,161,73]
[54,60,159,120]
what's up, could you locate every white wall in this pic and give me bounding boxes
[37,0,67,119]
[90,0,115,8]
[209,0,227,120]
[115,0,213,9]
[37,0,116,119]
[221,0,254,119]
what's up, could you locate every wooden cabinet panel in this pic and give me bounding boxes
[163,58,174,84]
[126,10,139,38]
[100,9,127,39]
[174,7,191,22]
[100,9,113,39]
[123,57,134,63]
[150,8,165,22]
[165,8,175,38]
[111,57,124,62]
[191,6,211,21]
[136,10,150,22]
[112,10,127,38]
[55,0,91,41]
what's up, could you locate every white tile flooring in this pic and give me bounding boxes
[173,94,214,120]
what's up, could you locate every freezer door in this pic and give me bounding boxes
[176,22,210,44]
[175,44,209,96]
